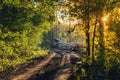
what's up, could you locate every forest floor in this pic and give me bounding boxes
[0,50,80,80]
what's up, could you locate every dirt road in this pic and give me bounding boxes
[2,50,80,80]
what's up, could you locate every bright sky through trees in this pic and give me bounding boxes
[57,11,78,25]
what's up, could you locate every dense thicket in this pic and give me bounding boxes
[67,0,120,80]
[0,0,57,71]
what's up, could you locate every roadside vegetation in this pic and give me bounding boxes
[0,0,56,72]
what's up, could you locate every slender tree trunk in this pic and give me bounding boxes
[86,0,90,57]
[86,30,90,56]
[98,0,105,55]
[92,14,98,61]
[98,16,105,54]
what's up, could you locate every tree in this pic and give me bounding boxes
[67,0,120,79]
[0,0,57,71]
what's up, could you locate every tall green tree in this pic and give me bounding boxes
[67,0,120,79]
[0,0,57,71]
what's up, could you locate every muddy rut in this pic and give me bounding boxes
[1,51,80,80]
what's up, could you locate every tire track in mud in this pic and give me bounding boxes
[3,52,56,80]
[29,53,77,80]
[2,50,80,80]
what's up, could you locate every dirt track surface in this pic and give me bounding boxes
[1,50,80,80]
[53,68,72,80]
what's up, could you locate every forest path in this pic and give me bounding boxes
[2,50,80,80]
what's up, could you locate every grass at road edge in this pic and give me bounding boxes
[0,49,48,72]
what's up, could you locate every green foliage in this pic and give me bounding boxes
[0,0,57,71]
[67,0,120,80]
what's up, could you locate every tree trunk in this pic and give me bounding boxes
[86,30,90,56]
[98,16,105,54]
[92,14,98,61]
[86,0,90,57]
